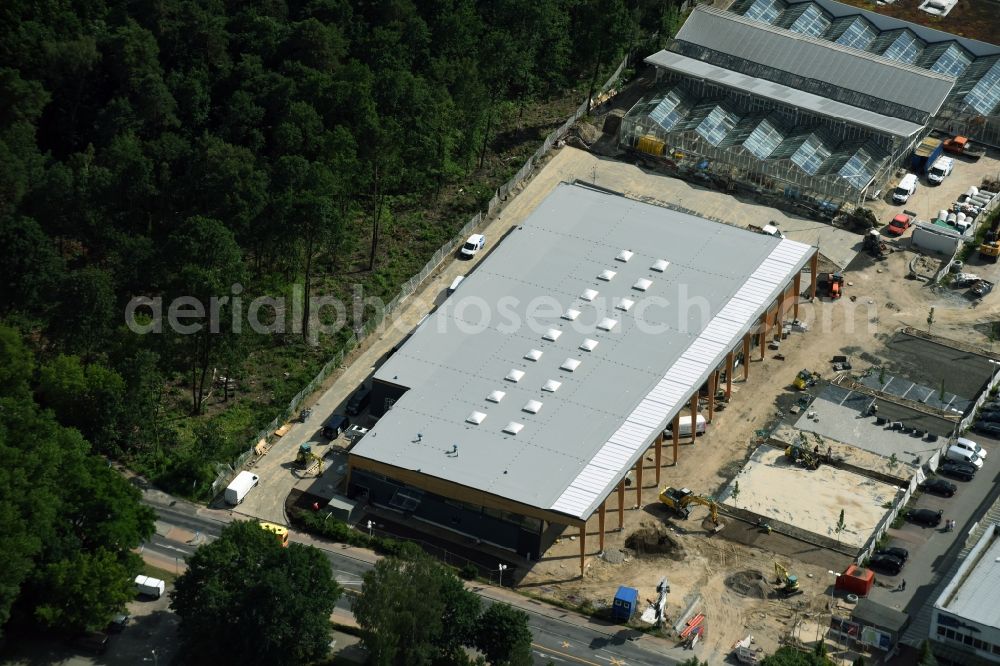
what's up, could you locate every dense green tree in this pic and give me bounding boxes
[36,354,126,454]
[475,604,533,666]
[0,325,154,637]
[171,520,341,665]
[0,214,63,315]
[354,552,486,665]
[160,215,246,413]
[759,646,834,666]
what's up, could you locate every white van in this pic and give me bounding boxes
[224,471,260,505]
[892,174,918,204]
[665,414,707,437]
[134,575,165,599]
[954,436,987,459]
[928,157,954,184]
[946,445,984,469]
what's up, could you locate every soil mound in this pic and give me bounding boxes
[624,523,686,559]
[725,570,770,598]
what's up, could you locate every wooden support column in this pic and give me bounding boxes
[810,253,819,299]
[598,503,606,553]
[760,313,769,360]
[793,273,802,319]
[618,478,625,530]
[672,414,680,464]
[742,334,751,380]
[689,394,698,439]
[635,458,643,508]
[725,351,734,399]
[655,432,663,485]
[579,527,587,576]
[708,372,717,422]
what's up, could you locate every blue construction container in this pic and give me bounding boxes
[611,586,639,622]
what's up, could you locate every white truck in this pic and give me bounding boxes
[747,223,785,239]
[224,471,259,505]
[134,575,165,599]
[927,157,954,185]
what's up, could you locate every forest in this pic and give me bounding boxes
[1,0,680,500]
[0,0,686,641]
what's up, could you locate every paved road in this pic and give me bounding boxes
[870,432,1000,618]
[141,492,687,666]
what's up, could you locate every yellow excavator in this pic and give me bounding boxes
[659,487,724,532]
[296,443,324,475]
[774,561,802,597]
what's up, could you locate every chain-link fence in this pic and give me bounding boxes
[212,56,631,495]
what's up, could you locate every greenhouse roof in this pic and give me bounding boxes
[645,50,923,138]
[675,6,954,117]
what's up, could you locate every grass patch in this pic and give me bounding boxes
[141,562,181,585]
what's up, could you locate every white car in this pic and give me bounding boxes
[460,234,486,258]
[447,275,465,295]
[955,436,987,459]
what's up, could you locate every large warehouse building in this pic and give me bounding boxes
[621,0,1000,209]
[347,182,817,570]
[931,523,1000,664]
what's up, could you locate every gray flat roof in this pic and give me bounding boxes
[645,50,924,139]
[675,6,954,116]
[351,182,814,521]
[853,598,909,633]
[795,385,952,462]
[936,524,1000,627]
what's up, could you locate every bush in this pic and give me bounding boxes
[290,508,422,558]
[460,563,479,580]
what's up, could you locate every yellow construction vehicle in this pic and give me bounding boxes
[295,443,324,475]
[659,487,724,532]
[259,521,289,547]
[774,562,802,597]
[793,369,818,390]
[980,238,1000,263]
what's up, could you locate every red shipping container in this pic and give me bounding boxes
[835,564,874,597]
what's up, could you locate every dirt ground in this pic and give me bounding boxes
[511,146,1000,663]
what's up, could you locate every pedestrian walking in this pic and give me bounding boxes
[900,579,907,591]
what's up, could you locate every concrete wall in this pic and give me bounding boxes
[349,470,545,559]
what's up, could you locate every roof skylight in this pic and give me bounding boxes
[505,369,525,382]
[486,390,506,403]
[524,349,543,361]
[598,269,617,281]
[466,411,486,425]
[580,288,599,301]
[502,422,524,435]
[561,358,581,372]
[617,298,634,312]
[633,278,652,291]
[542,379,562,392]
[597,318,618,331]
[616,250,634,263]
[651,259,669,272]
[580,338,598,352]
[523,400,542,414]
[543,329,562,342]
[562,308,581,321]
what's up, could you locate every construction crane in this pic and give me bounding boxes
[658,487,724,532]
[774,562,802,597]
[295,443,324,475]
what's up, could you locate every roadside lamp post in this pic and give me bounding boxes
[498,563,507,587]
[366,520,374,538]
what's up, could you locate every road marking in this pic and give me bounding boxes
[531,643,601,666]
[610,658,627,666]
[562,640,571,648]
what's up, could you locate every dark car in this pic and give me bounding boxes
[977,410,1000,423]
[906,508,943,527]
[973,420,1000,436]
[346,386,372,416]
[869,553,904,575]
[919,477,957,496]
[875,546,909,563]
[107,613,129,633]
[939,461,976,481]
[321,414,350,439]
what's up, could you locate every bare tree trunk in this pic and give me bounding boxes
[369,162,380,271]
[302,233,313,343]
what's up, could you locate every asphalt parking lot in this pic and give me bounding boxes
[869,431,1000,611]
